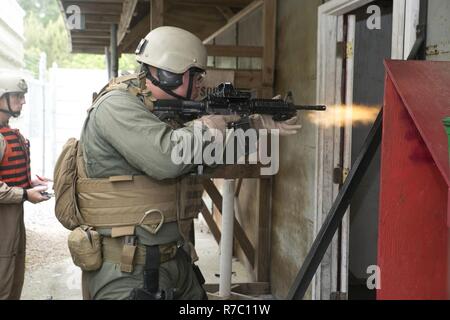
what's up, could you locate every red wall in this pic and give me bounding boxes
[377,75,449,300]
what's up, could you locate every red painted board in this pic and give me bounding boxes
[378,74,449,300]
[384,60,450,187]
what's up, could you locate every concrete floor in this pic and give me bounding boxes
[21,199,251,300]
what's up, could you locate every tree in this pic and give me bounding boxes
[19,0,138,76]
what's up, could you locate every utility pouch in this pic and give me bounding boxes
[68,226,103,271]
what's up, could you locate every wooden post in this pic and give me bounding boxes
[105,46,111,80]
[151,0,164,30]
[261,0,276,98]
[110,24,118,78]
[255,177,272,282]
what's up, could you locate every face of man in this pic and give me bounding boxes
[146,67,205,100]
[0,92,26,117]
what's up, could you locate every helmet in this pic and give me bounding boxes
[0,73,28,118]
[135,26,207,74]
[0,73,28,99]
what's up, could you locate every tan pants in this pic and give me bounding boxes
[0,203,26,300]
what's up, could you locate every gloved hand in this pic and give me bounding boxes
[196,115,241,135]
[249,114,302,136]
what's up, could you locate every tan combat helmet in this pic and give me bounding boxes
[135,26,207,100]
[0,73,28,117]
[135,26,207,74]
[0,73,28,99]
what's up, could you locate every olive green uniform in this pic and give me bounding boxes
[80,89,206,300]
[0,135,26,300]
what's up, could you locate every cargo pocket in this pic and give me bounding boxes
[68,226,102,271]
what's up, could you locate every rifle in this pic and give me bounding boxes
[153,83,326,128]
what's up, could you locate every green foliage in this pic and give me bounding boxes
[19,0,138,77]
[18,0,60,26]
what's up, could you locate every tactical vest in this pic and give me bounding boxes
[76,73,203,265]
[0,126,31,188]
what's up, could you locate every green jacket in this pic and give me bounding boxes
[80,89,203,245]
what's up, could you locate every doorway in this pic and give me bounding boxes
[347,0,393,300]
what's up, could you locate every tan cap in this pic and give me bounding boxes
[136,26,207,74]
[0,73,28,98]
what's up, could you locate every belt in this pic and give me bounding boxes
[102,236,179,269]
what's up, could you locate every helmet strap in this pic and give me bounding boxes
[0,94,20,118]
[143,65,191,100]
[185,69,196,101]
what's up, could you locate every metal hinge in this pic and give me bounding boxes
[346,42,354,59]
[333,167,350,185]
[336,41,353,59]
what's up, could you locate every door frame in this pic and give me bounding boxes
[313,0,420,300]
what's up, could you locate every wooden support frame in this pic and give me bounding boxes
[203,0,264,44]
[118,0,138,45]
[118,14,149,53]
[261,0,276,98]
[200,201,221,244]
[202,178,256,267]
[315,0,422,300]
[255,177,272,282]
[216,6,236,21]
[151,0,164,30]
[204,282,270,297]
[206,45,263,57]
[172,0,254,7]
[199,163,274,299]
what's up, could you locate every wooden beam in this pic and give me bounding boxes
[63,2,123,15]
[72,47,105,54]
[202,179,224,212]
[84,23,113,31]
[118,0,138,45]
[206,45,263,57]
[151,0,164,30]
[200,201,221,245]
[72,39,110,45]
[201,163,265,179]
[163,15,224,44]
[204,282,270,295]
[110,23,118,78]
[262,0,276,98]
[202,179,256,267]
[235,178,243,197]
[255,177,272,282]
[71,31,111,38]
[203,0,264,44]
[63,0,123,3]
[84,15,121,24]
[118,14,149,53]
[216,6,236,21]
[171,0,254,7]
[235,70,262,89]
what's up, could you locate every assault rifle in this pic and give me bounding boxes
[153,83,326,128]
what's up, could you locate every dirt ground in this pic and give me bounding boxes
[22,199,81,300]
[20,199,250,300]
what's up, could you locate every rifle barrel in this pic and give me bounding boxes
[294,105,327,111]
